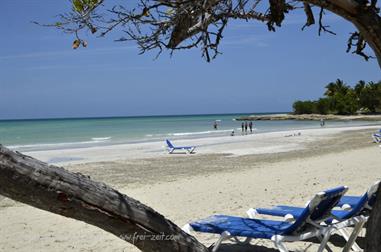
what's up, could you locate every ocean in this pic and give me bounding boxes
[0,113,380,152]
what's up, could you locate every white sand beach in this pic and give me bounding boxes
[1,125,381,251]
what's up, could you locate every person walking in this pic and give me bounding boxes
[249,121,253,133]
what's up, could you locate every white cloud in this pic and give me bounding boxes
[224,35,270,47]
[0,45,137,60]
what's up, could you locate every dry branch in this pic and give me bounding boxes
[0,145,208,252]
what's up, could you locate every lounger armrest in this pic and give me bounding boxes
[246,208,258,218]
[182,224,194,234]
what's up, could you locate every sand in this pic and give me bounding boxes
[1,125,381,252]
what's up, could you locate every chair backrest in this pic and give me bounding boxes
[166,139,174,148]
[282,186,348,235]
[342,180,381,219]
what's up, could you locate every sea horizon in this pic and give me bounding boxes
[0,111,290,122]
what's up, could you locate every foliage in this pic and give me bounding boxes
[315,98,330,115]
[356,81,381,113]
[293,100,317,114]
[293,79,381,115]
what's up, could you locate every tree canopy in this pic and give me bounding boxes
[43,0,381,65]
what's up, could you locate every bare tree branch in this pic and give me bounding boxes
[302,3,315,30]
[318,7,336,36]
[0,145,208,252]
[347,31,375,61]
[36,0,381,64]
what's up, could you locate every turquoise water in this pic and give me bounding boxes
[0,113,380,151]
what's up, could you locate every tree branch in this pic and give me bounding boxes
[0,145,208,252]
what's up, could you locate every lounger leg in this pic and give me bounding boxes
[342,219,366,252]
[242,237,252,244]
[272,235,289,252]
[169,148,174,154]
[232,237,252,244]
[211,231,231,252]
[317,228,333,252]
[274,242,289,252]
[338,228,362,252]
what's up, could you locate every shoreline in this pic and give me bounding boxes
[22,124,381,166]
[236,113,381,121]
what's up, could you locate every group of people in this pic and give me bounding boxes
[241,121,254,134]
[213,120,254,136]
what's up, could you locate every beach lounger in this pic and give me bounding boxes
[372,129,381,143]
[251,181,379,219]
[248,181,380,251]
[372,133,381,143]
[337,181,380,210]
[166,139,195,154]
[183,186,364,252]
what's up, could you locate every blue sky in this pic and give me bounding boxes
[0,1,380,120]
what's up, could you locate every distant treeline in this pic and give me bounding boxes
[293,79,381,115]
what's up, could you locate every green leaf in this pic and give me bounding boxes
[82,0,98,9]
[73,0,84,13]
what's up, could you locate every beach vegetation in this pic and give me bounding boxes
[293,79,381,115]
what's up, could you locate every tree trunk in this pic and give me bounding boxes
[365,185,381,251]
[299,2,381,250]
[0,145,208,252]
[307,2,381,249]
[303,0,381,68]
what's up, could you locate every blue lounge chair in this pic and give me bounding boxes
[372,129,381,143]
[166,139,195,154]
[183,186,363,252]
[372,133,381,143]
[249,181,380,251]
[337,180,380,211]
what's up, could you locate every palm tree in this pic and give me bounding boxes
[324,79,349,97]
[354,80,366,97]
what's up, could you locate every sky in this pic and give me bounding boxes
[0,1,380,120]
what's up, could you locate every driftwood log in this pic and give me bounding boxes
[0,145,208,252]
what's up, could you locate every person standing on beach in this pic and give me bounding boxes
[320,118,325,127]
[241,122,244,134]
[213,121,218,130]
[249,121,253,133]
[244,121,248,134]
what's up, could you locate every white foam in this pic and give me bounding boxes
[91,137,111,141]
[9,137,111,150]
[169,129,233,136]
